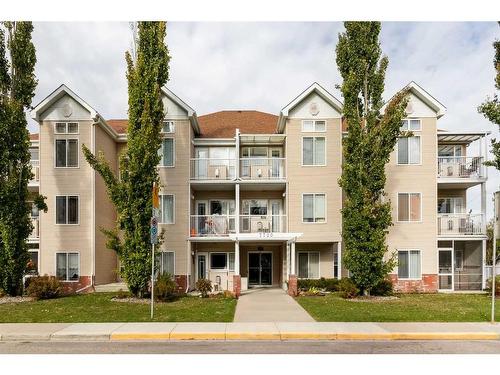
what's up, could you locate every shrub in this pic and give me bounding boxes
[297,278,339,292]
[486,275,500,296]
[114,290,130,299]
[339,277,359,299]
[26,275,63,300]
[0,288,5,298]
[154,273,177,302]
[195,278,212,298]
[371,278,394,296]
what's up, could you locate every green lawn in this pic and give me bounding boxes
[0,293,236,323]
[296,293,500,322]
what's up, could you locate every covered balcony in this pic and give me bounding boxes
[437,213,485,236]
[29,217,40,241]
[239,214,287,233]
[190,214,236,237]
[190,158,236,181]
[239,158,285,180]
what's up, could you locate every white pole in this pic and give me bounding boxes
[492,192,499,323]
[151,243,155,320]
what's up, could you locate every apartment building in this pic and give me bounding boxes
[27,81,490,295]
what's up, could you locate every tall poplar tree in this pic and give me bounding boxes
[0,22,47,295]
[336,22,409,294]
[82,22,170,297]
[478,23,500,171]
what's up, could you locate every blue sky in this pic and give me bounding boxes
[29,22,500,217]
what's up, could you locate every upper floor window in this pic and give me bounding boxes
[159,138,174,167]
[302,120,326,132]
[302,137,326,166]
[303,193,326,223]
[159,194,174,224]
[401,119,421,131]
[55,139,78,168]
[55,122,79,134]
[56,195,79,225]
[162,121,175,134]
[398,193,421,222]
[29,148,39,162]
[437,197,464,214]
[397,136,420,165]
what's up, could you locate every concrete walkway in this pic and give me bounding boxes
[234,287,315,322]
[1,322,500,341]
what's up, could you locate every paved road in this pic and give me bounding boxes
[1,340,500,354]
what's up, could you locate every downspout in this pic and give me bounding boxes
[90,118,97,290]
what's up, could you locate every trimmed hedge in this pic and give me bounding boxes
[298,278,339,292]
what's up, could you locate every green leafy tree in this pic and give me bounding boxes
[478,22,500,170]
[486,220,500,265]
[82,22,170,297]
[0,22,47,296]
[336,22,409,295]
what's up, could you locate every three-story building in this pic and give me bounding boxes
[28,81,490,295]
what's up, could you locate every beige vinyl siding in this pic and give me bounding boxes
[94,124,119,284]
[38,119,93,278]
[158,119,191,275]
[386,117,438,276]
[285,117,342,242]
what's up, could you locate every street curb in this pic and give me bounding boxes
[111,333,171,341]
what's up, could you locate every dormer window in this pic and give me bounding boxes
[55,122,79,134]
[162,121,175,134]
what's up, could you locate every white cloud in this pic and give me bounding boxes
[29,21,500,217]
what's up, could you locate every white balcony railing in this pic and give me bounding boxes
[437,156,484,179]
[29,217,40,240]
[190,215,235,237]
[29,160,40,183]
[484,265,500,281]
[437,213,485,236]
[190,159,236,180]
[239,215,287,233]
[240,158,286,180]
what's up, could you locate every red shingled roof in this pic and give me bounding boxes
[104,110,279,138]
[198,110,278,138]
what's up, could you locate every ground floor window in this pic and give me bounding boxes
[297,251,320,279]
[158,251,175,275]
[56,252,79,281]
[210,253,227,270]
[397,249,421,279]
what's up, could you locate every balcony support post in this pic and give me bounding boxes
[481,182,487,232]
[235,183,240,234]
[235,128,240,179]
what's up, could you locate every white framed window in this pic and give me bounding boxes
[54,122,79,134]
[241,199,268,215]
[56,252,80,281]
[159,251,175,275]
[438,145,462,157]
[401,119,421,131]
[397,193,421,222]
[297,252,320,279]
[55,139,79,168]
[28,249,39,274]
[29,147,39,162]
[162,121,175,134]
[302,193,326,223]
[302,137,326,166]
[159,194,174,224]
[159,138,175,167]
[55,195,79,225]
[397,250,421,279]
[228,253,235,272]
[210,253,227,270]
[397,136,421,165]
[302,120,326,133]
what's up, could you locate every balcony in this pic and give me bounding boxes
[239,158,286,180]
[437,213,485,236]
[190,159,236,181]
[239,214,287,233]
[29,160,40,185]
[190,215,236,237]
[29,217,40,240]
[437,157,484,179]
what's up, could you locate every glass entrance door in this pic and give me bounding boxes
[438,249,453,290]
[248,252,273,286]
[195,148,208,179]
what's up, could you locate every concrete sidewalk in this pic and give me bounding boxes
[234,288,314,322]
[1,322,500,341]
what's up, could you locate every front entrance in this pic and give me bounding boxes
[248,252,272,287]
